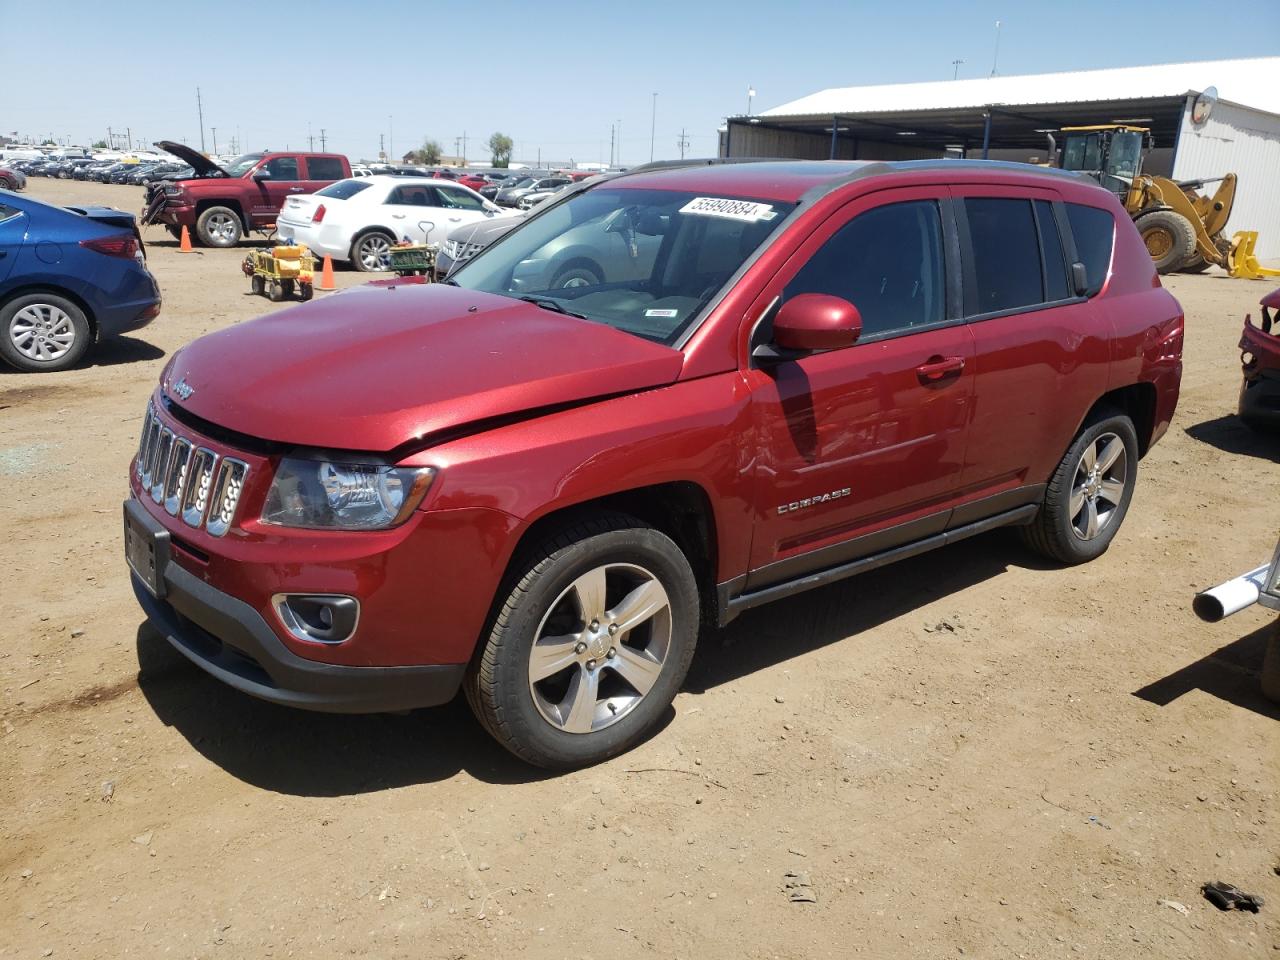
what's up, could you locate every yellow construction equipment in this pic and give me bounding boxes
[1058,125,1277,279]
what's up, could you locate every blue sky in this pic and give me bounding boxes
[6,0,1277,165]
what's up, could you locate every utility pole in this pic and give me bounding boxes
[126,127,132,151]
[990,20,1002,77]
[196,87,206,152]
[952,58,964,80]
[211,127,217,155]
[461,130,467,166]
[676,129,690,159]
[650,93,658,162]
[609,124,615,167]
[388,115,394,163]
[379,133,385,160]
[319,128,327,151]
[308,121,314,151]
[616,119,622,166]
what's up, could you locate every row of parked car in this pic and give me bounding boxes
[10,156,193,186]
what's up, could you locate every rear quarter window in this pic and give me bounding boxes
[1065,203,1115,297]
[316,180,372,200]
[0,203,20,222]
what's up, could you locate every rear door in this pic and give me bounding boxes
[743,187,975,587]
[0,201,26,283]
[949,188,1111,515]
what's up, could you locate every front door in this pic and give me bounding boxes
[249,155,307,225]
[744,188,975,589]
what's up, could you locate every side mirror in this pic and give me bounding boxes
[756,294,862,361]
[252,169,271,181]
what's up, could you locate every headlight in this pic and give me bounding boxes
[261,458,435,530]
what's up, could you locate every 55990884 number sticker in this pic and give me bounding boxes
[679,197,778,223]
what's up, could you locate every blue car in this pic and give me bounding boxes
[0,191,161,371]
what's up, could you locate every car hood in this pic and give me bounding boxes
[154,141,226,178]
[162,282,684,452]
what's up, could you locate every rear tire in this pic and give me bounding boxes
[195,205,243,248]
[251,275,265,297]
[0,293,92,372]
[1136,210,1197,275]
[465,513,700,770]
[1021,410,1139,565]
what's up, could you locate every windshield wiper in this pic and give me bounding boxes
[517,296,588,320]
[438,277,459,286]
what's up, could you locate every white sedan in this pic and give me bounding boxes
[276,175,507,272]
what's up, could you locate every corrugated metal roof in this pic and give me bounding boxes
[759,57,1280,120]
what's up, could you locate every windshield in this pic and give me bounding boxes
[451,186,795,344]
[224,153,264,177]
[508,177,536,189]
[1104,131,1143,181]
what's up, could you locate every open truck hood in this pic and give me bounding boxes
[162,282,684,452]
[154,141,226,178]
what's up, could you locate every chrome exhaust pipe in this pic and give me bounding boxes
[1193,564,1272,623]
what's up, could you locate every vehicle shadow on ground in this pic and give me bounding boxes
[0,335,163,373]
[686,530,1048,692]
[1184,415,1280,464]
[1132,621,1279,721]
[134,625,674,795]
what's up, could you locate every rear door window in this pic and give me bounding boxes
[386,185,434,207]
[1064,203,1115,297]
[305,156,345,180]
[963,198,1043,314]
[783,199,946,339]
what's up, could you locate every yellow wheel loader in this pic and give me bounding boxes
[1058,125,1278,279]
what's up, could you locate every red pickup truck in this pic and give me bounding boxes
[142,141,350,247]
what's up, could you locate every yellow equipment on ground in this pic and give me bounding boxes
[241,244,316,301]
[1058,125,1278,279]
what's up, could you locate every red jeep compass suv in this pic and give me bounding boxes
[125,159,1183,768]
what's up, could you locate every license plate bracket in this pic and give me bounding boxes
[124,499,171,598]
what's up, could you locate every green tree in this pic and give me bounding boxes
[91,139,108,149]
[420,138,443,165]
[488,132,513,168]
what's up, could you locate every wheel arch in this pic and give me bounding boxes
[503,481,720,627]
[1085,382,1158,456]
[194,198,247,230]
[0,282,99,340]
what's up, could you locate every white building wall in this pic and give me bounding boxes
[1172,98,1280,260]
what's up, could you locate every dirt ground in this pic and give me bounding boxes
[2,177,1278,960]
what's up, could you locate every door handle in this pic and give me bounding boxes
[916,355,965,384]
[391,213,406,219]
[288,187,305,192]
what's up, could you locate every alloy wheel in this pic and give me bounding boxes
[527,562,672,734]
[9,303,76,362]
[206,212,238,244]
[358,235,392,271]
[1070,431,1127,540]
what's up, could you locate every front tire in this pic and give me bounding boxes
[1136,210,1196,275]
[195,206,243,248]
[1021,410,1139,564]
[466,514,700,770]
[550,261,604,290]
[0,293,92,372]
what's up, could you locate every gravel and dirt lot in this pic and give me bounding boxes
[2,178,1278,959]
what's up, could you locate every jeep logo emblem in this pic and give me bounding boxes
[173,378,194,401]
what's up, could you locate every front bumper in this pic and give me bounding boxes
[127,498,465,713]
[1239,369,1280,428]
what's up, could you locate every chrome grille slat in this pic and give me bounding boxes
[206,458,248,538]
[135,407,154,479]
[181,447,219,528]
[149,428,173,503]
[163,439,192,516]
[140,416,163,486]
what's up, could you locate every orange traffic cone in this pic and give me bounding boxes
[178,225,193,253]
[319,255,335,291]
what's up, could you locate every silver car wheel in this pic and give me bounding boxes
[357,234,392,271]
[1070,431,1127,541]
[527,562,672,735]
[206,212,238,243]
[9,303,76,362]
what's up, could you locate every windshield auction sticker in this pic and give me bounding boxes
[679,197,778,222]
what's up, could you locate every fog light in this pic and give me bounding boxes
[272,594,360,644]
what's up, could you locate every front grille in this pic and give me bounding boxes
[136,401,249,537]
